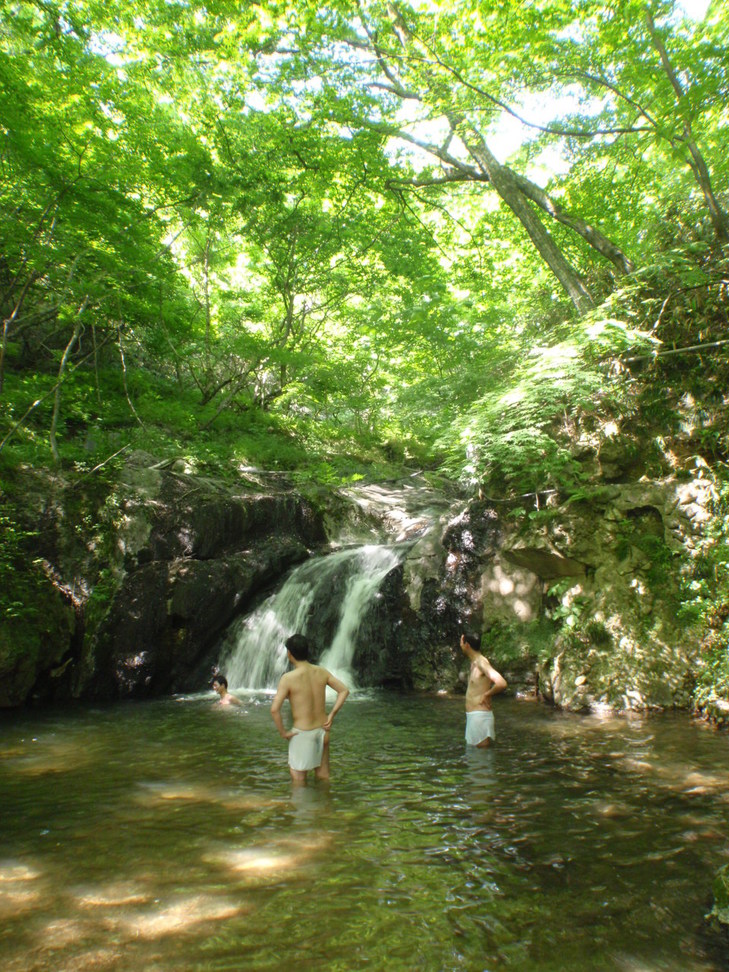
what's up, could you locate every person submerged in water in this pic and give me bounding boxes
[270,633,350,785]
[212,675,243,707]
[460,632,507,748]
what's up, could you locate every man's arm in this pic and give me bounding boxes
[478,657,507,703]
[271,676,295,739]
[322,673,349,731]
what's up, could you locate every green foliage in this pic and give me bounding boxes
[485,618,559,667]
[712,864,729,927]
[435,310,652,494]
[545,580,590,631]
[2,0,727,487]
[0,502,45,622]
[680,469,729,709]
[614,517,676,595]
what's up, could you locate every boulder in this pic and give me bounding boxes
[79,539,310,699]
[0,590,75,707]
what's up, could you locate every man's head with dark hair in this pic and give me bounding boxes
[285,633,310,661]
[212,674,228,689]
[461,631,481,652]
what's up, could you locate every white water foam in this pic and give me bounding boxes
[221,544,402,692]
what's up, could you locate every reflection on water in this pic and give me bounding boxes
[1,696,728,971]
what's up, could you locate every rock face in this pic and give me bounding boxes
[391,477,715,712]
[712,864,729,929]
[0,581,76,708]
[396,501,506,692]
[1,457,721,715]
[504,480,711,712]
[1,454,326,705]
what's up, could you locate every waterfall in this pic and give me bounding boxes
[220,545,403,692]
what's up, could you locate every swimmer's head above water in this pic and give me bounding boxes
[212,675,228,693]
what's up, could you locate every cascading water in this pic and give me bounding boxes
[220,544,403,692]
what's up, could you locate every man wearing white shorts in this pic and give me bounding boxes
[460,632,507,748]
[288,726,327,772]
[271,634,350,784]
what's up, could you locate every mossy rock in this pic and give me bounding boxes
[711,863,729,927]
[0,598,74,706]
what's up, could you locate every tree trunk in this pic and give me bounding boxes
[203,233,213,378]
[512,173,634,274]
[0,272,39,395]
[385,135,634,277]
[646,11,729,246]
[377,4,606,311]
[117,325,143,427]
[50,314,85,463]
[463,133,595,314]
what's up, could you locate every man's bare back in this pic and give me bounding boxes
[271,634,349,784]
[278,663,332,730]
[460,635,507,710]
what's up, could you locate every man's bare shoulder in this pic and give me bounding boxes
[477,653,506,683]
[293,662,328,676]
[474,653,494,675]
[284,666,321,683]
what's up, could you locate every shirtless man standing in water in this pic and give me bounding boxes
[460,632,507,748]
[271,634,350,784]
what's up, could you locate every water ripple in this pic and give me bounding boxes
[1,696,728,971]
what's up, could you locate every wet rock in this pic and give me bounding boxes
[0,588,75,707]
[598,434,644,481]
[3,459,721,714]
[392,477,711,711]
[1,457,326,705]
[82,540,310,699]
[711,863,729,928]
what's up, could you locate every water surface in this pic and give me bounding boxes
[1,695,728,971]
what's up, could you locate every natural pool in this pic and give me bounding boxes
[1,694,728,972]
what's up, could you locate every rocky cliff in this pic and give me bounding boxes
[390,473,724,719]
[0,453,326,706]
[2,456,726,721]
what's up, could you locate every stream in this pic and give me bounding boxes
[2,693,728,971]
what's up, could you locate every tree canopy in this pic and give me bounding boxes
[1,0,727,491]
